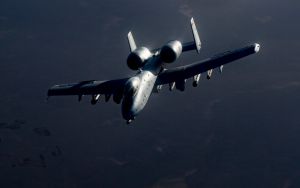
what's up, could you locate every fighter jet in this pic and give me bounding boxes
[47,18,260,124]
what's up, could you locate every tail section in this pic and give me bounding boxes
[182,17,202,54]
[190,17,201,53]
[128,18,201,54]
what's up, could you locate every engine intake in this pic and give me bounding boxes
[127,47,152,70]
[160,40,182,63]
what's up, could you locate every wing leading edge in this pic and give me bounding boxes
[156,43,260,85]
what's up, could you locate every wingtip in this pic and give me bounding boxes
[254,43,260,53]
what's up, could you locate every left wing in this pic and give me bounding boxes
[47,78,129,102]
[156,43,260,88]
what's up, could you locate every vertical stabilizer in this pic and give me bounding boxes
[190,17,201,53]
[127,31,137,52]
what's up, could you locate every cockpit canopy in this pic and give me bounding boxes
[124,77,140,97]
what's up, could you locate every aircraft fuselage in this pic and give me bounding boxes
[121,54,162,122]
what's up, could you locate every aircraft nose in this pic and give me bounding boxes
[122,110,137,123]
[121,97,138,121]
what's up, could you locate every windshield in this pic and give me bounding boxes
[124,77,140,97]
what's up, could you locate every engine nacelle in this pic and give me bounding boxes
[127,47,152,70]
[160,40,182,63]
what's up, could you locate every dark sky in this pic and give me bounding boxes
[1,0,300,187]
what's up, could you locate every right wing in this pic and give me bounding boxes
[47,78,129,99]
[156,43,260,86]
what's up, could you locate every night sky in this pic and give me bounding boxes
[1,0,300,187]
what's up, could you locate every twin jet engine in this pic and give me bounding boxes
[127,40,183,70]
